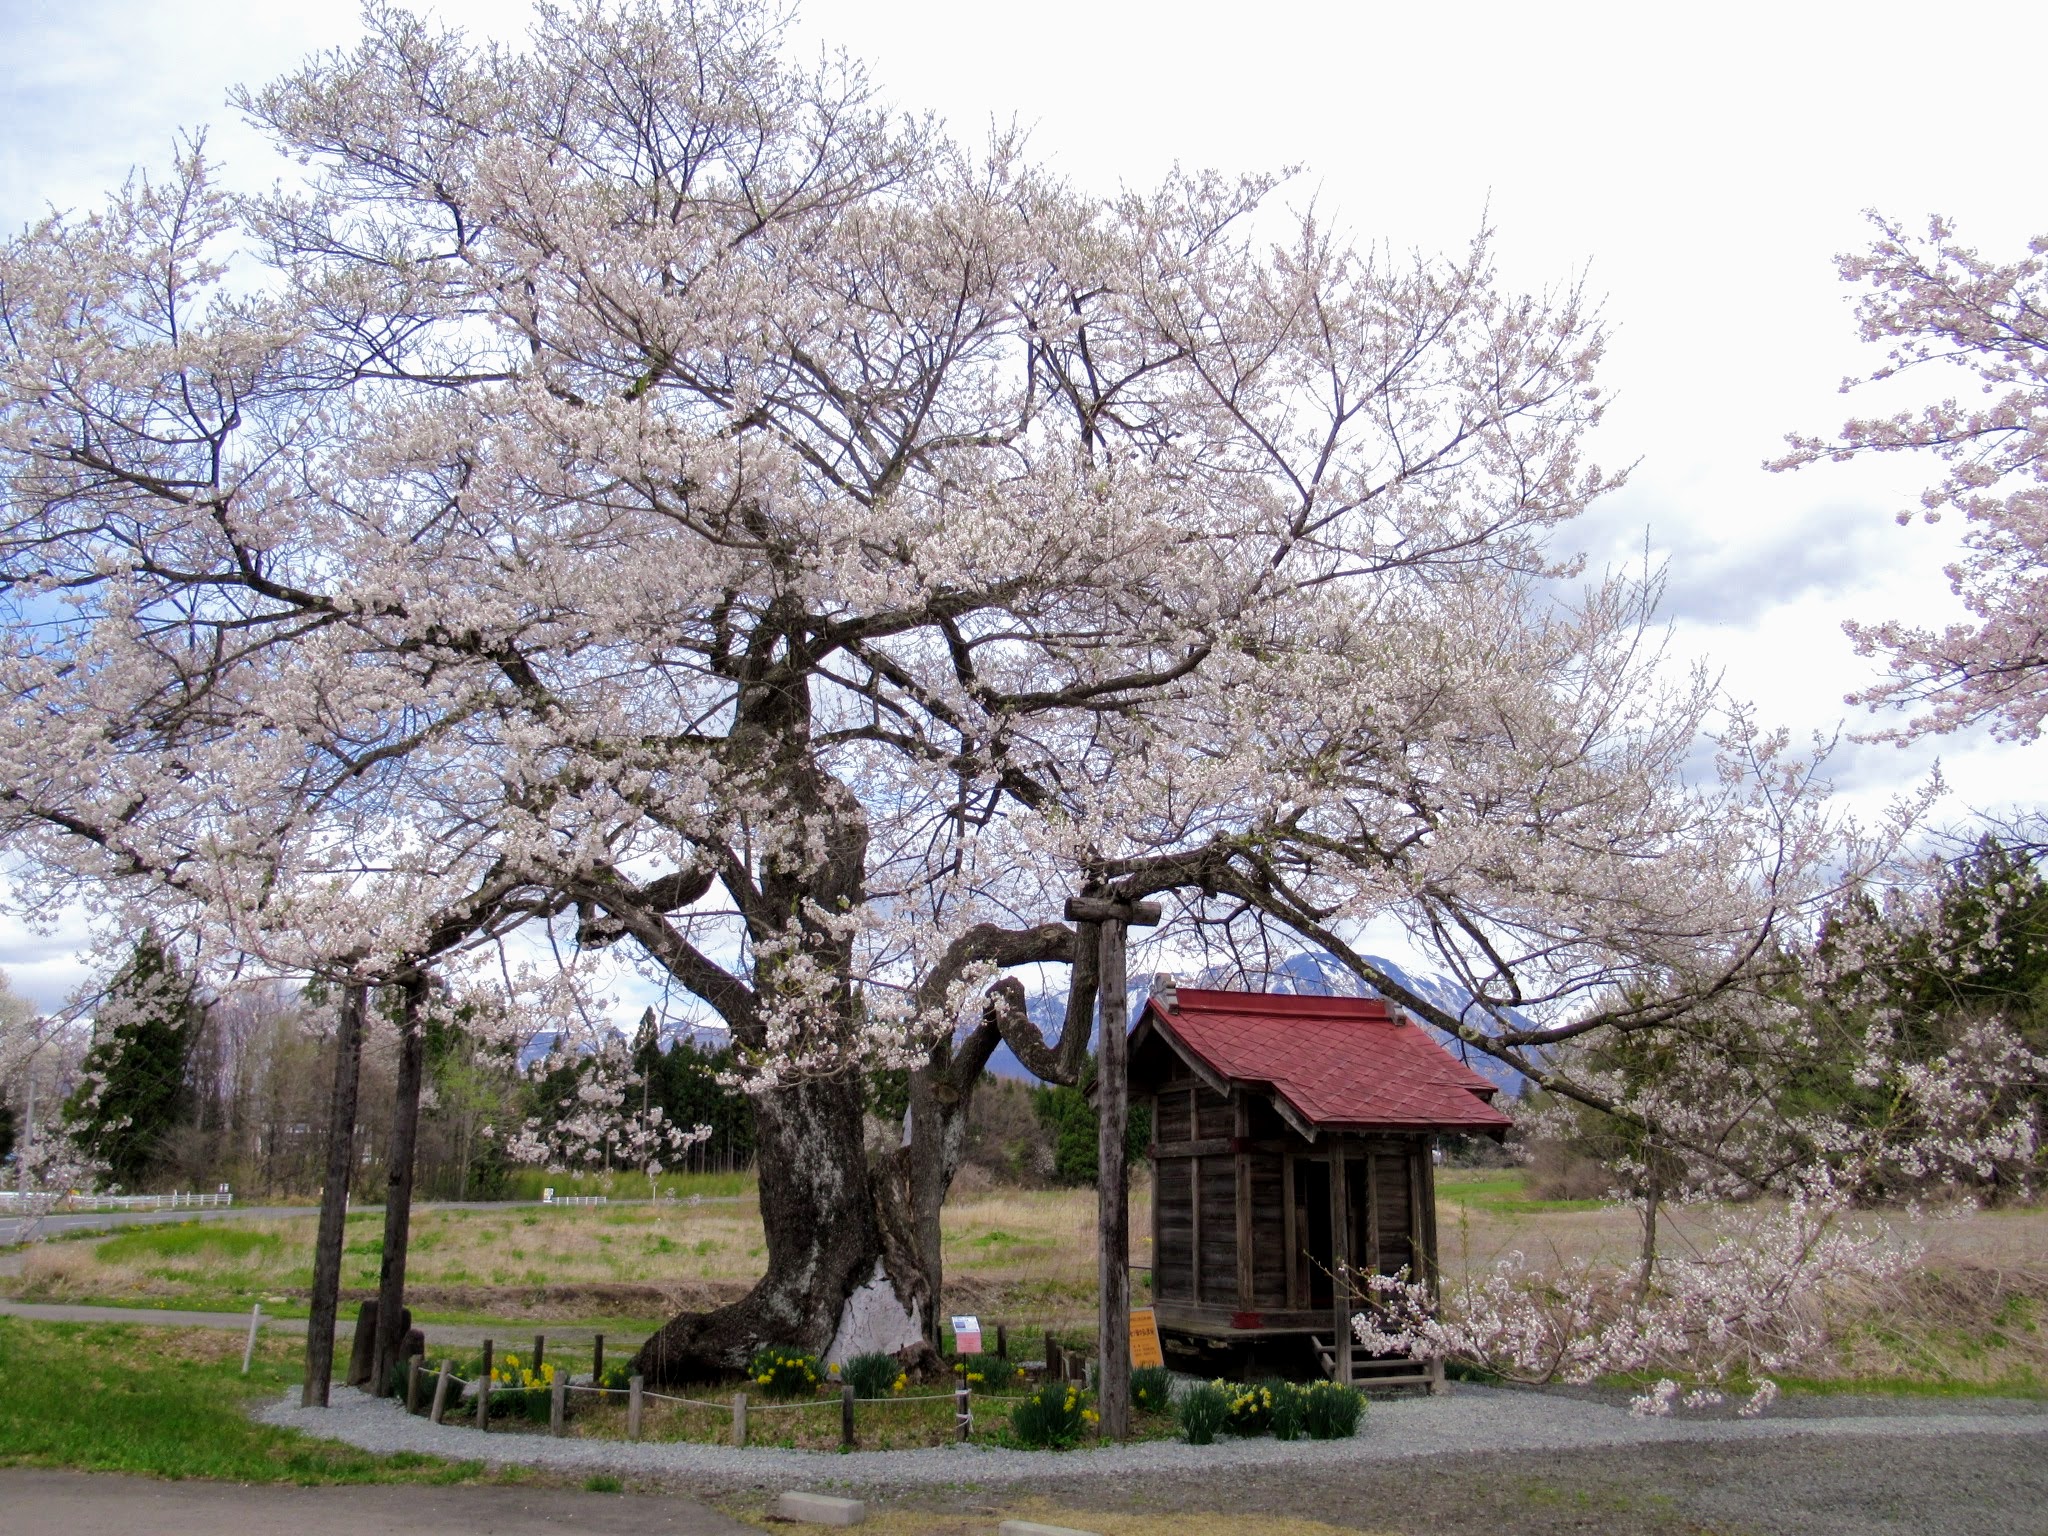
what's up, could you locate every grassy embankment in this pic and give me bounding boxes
[0,1316,523,1484]
[7,1176,1145,1342]
[10,1168,2045,1396]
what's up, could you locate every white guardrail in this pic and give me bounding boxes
[0,1188,234,1213]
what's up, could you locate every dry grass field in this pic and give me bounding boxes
[9,1168,2045,1392]
[1430,1170,2048,1394]
[6,1179,1148,1338]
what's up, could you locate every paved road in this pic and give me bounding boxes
[0,1299,645,1355]
[0,1469,752,1535]
[0,1197,549,1247]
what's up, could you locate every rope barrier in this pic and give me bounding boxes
[425,1374,1036,1417]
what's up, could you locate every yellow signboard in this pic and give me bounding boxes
[1129,1306,1165,1369]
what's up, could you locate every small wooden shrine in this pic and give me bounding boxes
[1129,981,1512,1387]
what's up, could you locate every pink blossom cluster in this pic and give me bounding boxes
[1352,1183,1910,1416]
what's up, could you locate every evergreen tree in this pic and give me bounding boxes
[1031,1057,1151,1186]
[63,935,199,1188]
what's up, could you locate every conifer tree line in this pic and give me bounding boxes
[4,948,768,1197]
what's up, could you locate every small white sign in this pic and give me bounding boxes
[951,1314,982,1354]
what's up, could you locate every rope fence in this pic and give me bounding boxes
[405,1344,1039,1449]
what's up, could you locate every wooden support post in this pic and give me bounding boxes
[550,1371,566,1436]
[1283,1151,1302,1308]
[430,1360,452,1424]
[1096,914,1133,1442]
[592,1333,605,1385]
[1067,893,1157,1444]
[532,1333,545,1375]
[1411,1142,1434,1293]
[731,1391,747,1447]
[627,1374,644,1441]
[1365,1147,1382,1274]
[345,1299,378,1388]
[996,1323,1007,1360]
[1233,1098,1255,1312]
[841,1383,856,1449]
[241,1303,262,1376]
[406,1356,422,1415]
[372,981,426,1400]
[1330,1150,1352,1384]
[954,1372,971,1442]
[1045,1334,1062,1383]
[302,983,366,1409]
[478,1339,493,1430]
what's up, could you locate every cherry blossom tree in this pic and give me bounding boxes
[507,1022,709,1195]
[1776,212,2048,741]
[0,0,1920,1387]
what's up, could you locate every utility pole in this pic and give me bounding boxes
[1064,894,1160,1442]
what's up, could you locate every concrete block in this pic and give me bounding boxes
[771,1490,866,1526]
[998,1523,1103,1536]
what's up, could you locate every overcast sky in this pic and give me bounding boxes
[2,0,2042,1011]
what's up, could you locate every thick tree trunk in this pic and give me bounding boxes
[372,977,426,1396]
[302,982,366,1408]
[632,1071,923,1385]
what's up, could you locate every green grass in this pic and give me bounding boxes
[0,1316,534,1484]
[1768,1369,2048,1400]
[95,1226,284,1266]
[1435,1168,1607,1213]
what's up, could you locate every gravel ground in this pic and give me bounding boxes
[256,1376,2048,1499]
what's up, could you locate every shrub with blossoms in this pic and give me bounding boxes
[838,1351,904,1399]
[1352,1183,1912,1416]
[486,1352,558,1424]
[748,1347,821,1398]
[507,1029,710,1193]
[1008,1379,1096,1449]
[960,1356,1022,1394]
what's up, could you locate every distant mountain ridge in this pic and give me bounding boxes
[526,951,1532,1096]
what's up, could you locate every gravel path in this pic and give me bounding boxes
[255,1380,2048,1495]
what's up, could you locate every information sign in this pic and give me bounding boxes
[1129,1306,1165,1369]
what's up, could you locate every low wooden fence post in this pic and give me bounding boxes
[841,1383,856,1449]
[592,1333,605,1384]
[478,1339,493,1430]
[731,1391,748,1447]
[406,1356,423,1415]
[627,1375,644,1441]
[241,1303,262,1375]
[996,1323,1007,1360]
[550,1371,567,1436]
[430,1361,452,1424]
[532,1332,545,1375]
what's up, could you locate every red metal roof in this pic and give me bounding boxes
[1138,986,1514,1134]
